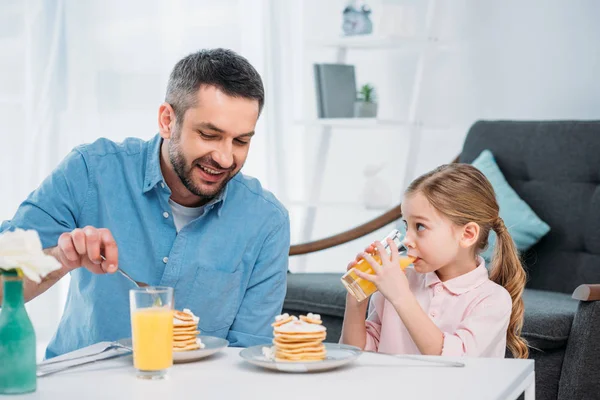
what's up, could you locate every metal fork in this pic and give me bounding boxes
[100,255,162,306]
[38,342,133,367]
[100,255,148,287]
[37,350,132,377]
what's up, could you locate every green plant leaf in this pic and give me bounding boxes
[357,83,376,102]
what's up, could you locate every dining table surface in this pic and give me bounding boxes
[13,345,536,400]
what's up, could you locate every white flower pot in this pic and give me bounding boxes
[354,101,378,118]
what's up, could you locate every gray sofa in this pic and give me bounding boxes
[284,120,600,400]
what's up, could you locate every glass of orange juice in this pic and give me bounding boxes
[129,287,174,380]
[341,229,415,302]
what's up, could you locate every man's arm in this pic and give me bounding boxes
[0,232,119,305]
[0,148,119,304]
[2,149,89,246]
[226,217,290,347]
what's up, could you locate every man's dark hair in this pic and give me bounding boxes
[165,48,264,122]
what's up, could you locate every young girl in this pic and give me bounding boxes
[340,164,528,359]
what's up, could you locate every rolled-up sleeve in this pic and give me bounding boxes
[0,148,90,248]
[364,293,385,351]
[441,291,512,357]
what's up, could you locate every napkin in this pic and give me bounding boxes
[37,341,131,376]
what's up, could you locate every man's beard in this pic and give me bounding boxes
[168,130,236,202]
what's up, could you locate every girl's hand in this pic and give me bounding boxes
[345,242,377,308]
[353,238,411,306]
[346,242,377,271]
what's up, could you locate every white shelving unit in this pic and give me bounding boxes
[308,34,458,51]
[294,0,450,271]
[294,118,408,128]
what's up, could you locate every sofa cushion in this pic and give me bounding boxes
[460,120,600,294]
[472,149,551,262]
[284,273,346,318]
[285,273,579,350]
[521,289,578,350]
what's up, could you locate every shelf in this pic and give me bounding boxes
[295,119,457,131]
[308,35,459,51]
[295,118,409,129]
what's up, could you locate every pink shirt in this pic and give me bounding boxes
[364,257,512,358]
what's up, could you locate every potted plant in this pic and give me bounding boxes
[354,83,378,118]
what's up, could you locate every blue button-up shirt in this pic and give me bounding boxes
[1,134,290,359]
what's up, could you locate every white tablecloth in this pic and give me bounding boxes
[20,347,535,400]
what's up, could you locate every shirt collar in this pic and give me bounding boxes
[205,185,228,217]
[143,133,228,216]
[424,256,489,295]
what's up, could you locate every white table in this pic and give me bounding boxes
[17,348,535,400]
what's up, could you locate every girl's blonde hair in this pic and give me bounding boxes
[405,163,528,359]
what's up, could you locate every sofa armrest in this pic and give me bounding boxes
[572,284,600,301]
[288,155,460,256]
[289,205,402,255]
[557,298,600,399]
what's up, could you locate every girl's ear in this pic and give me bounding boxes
[460,222,480,249]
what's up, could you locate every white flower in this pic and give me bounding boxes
[0,229,61,283]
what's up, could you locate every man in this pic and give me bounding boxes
[0,48,290,359]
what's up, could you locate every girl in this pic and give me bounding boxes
[340,164,528,358]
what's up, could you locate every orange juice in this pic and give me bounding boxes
[131,308,173,371]
[341,254,416,302]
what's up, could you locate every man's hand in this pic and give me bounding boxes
[51,226,119,274]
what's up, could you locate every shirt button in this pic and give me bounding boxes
[430,311,437,318]
[163,212,169,219]
[163,257,169,264]
[160,182,165,189]
[435,285,443,293]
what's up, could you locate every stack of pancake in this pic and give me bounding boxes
[173,309,204,352]
[270,313,327,362]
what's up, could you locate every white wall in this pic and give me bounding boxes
[467,0,600,119]
[285,0,600,273]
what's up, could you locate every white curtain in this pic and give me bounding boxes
[1,0,70,361]
[0,0,280,359]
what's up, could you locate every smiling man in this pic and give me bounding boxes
[0,49,290,358]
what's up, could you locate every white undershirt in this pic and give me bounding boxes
[168,198,205,232]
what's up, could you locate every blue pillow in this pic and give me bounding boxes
[398,150,550,263]
[472,150,550,261]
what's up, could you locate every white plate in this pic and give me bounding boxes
[239,343,362,373]
[173,335,229,363]
[120,335,229,364]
